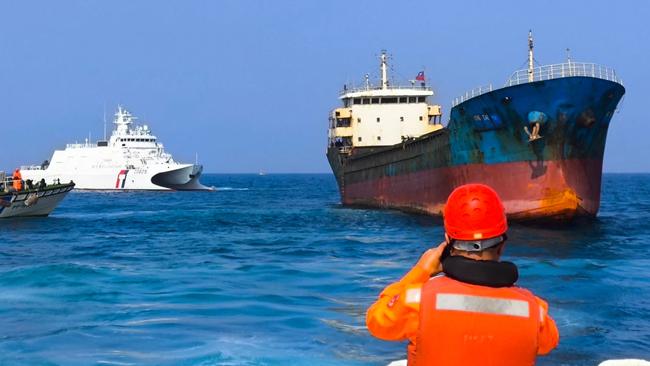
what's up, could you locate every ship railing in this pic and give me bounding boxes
[505,62,623,87]
[66,142,95,149]
[328,139,353,154]
[337,146,352,154]
[19,165,44,171]
[451,84,493,107]
[340,84,432,95]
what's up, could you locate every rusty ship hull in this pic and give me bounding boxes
[327,76,625,220]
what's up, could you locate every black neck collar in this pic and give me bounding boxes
[441,256,518,288]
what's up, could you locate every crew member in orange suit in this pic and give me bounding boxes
[12,169,23,191]
[366,183,559,365]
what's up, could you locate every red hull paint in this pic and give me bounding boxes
[343,159,603,220]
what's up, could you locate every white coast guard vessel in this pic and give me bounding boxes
[21,106,209,190]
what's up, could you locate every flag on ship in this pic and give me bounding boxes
[415,71,425,81]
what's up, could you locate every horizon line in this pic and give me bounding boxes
[201,171,650,175]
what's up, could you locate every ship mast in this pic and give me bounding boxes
[380,50,388,90]
[103,103,107,141]
[527,30,534,82]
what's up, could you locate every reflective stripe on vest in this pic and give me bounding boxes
[436,293,530,318]
[405,288,421,304]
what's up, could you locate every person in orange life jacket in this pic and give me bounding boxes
[366,184,559,365]
[12,169,23,191]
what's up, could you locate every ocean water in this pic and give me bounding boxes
[1,173,649,366]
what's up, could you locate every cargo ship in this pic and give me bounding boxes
[326,33,625,220]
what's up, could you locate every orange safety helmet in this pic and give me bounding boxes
[443,183,508,243]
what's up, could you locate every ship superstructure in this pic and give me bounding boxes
[328,51,442,152]
[21,106,209,190]
[327,34,625,220]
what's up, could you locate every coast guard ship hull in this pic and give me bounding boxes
[329,77,625,220]
[23,163,204,191]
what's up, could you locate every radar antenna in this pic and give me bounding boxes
[380,50,388,90]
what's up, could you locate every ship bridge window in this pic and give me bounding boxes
[362,98,370,104]
[343,99,350,107]
[353,98,361,105]
[418,96,426,103]
[399,97,407,103]
[371,98,379,104]
[336,118,351,127]
[409,96,416,103]
[381,97,398,104]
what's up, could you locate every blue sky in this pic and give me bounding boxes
[0,0,647,173]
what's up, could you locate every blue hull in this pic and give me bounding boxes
[448,77,625,165]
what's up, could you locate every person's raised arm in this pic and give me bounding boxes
[366,242,446,341]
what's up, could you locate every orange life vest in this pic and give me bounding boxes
[412,275,545,366]
[12,170,22,191]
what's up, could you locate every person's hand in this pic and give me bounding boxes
[416,241,448,275]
